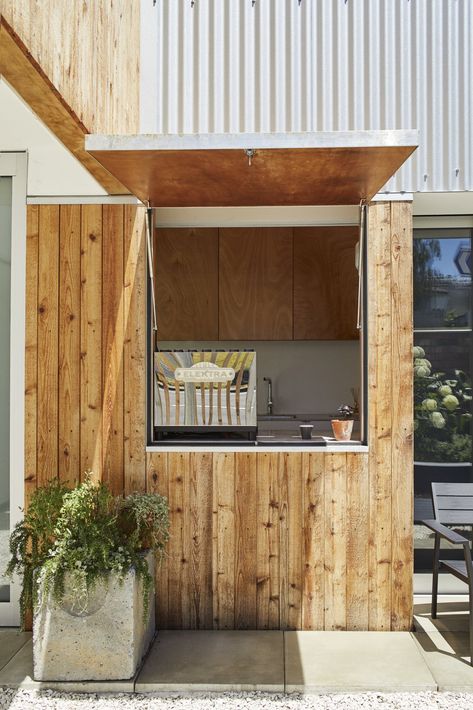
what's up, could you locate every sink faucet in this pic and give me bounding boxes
[263,377,273,415]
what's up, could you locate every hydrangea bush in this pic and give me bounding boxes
[414,346,472,463]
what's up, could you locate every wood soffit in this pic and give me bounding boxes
[86,131,418,207]
[0,16,128,195]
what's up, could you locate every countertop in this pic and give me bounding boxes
[146,438,368,454]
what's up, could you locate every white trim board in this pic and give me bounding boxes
[27,195,140,205]
[0,152,26,626]
[152,205,360,227]
[86,129,419,152]
[414,215,473,229]
[413,192,473,215]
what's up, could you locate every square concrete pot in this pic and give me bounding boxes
[33,553,155,681]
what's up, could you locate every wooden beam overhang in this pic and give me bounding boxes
[0,16,128,195]
[86,130,418,207]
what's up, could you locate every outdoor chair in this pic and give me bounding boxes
[422,482,473,665]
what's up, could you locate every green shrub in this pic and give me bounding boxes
[414,346,472,463]
[7,476,170,629]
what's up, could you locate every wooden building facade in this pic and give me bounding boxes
[2,3,413,632]
[24,201,413,631]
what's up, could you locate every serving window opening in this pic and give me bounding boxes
[146,207,368,448]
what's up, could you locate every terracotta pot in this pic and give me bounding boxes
[331,419,354,441]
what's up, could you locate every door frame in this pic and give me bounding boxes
[0,152,27,625]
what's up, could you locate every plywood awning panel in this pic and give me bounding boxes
[86,131,418,207]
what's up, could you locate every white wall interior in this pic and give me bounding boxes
[0,79,107,197]
[158,340,361,417]
[154,205,360,227]
[141,0,473,195]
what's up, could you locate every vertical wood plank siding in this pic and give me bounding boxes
[26,204,146,501]
[25,201,413,630]
[2,1,140,133]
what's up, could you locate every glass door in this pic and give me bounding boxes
[0,154,26,625]
[413,227,472,576]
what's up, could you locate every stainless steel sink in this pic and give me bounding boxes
[258,414,296,422]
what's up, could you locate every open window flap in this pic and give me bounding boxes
[86,130,418,207]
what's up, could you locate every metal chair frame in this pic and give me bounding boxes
[422,482,473,666]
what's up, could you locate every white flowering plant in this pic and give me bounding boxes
[6,476,169,629]
[413,346,472,463]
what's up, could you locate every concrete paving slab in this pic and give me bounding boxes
[414,596,470,634]
[0,639,135,692]
[285,631,437,693]
[413,631,473,692]
[0,630,31,671]
[135,630,284,692]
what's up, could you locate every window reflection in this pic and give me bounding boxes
[413,229,472,572]
[414,233,471,329]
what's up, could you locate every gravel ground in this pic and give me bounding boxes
[1,690,473,710]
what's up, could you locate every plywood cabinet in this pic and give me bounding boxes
[155,226,359,341]
[293,226,359,340]
[219,228,293,340]
[155,228,219,340]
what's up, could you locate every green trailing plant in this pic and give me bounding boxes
[414,346,472,463]
[7,476,170,629]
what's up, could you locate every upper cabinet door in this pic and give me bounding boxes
[155,228,219,340]
[219,228,293,340]
[293,226,359,340]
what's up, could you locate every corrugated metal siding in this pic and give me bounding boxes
[142,0,473,193]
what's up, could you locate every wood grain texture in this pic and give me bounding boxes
[24,201,414,631]
[219,228,293,339]
[80,205,103,480]
[30,204,148,489]
[155,228,219,340]
[368,202,393,631]
[390,202,414,630]
[124,206,146,493]
[234,453,257,628]
[1,3,139,134]
[0,19,127,193]
[88,145,417,208]
[37,205,59,485]
[324,453,347,630]
[294,226,359,339]
[167,452,190,629]
[302,453,325,630]
[24,205,39,506]
[102,205,124,494]
[346,453,369,629]
[146,452,169,629]
[284,453,303,629]
[212,453,236,629]
[189,453,213,628]
[256,453,280,629]
[140,446,412,631]
[58,205,81,484]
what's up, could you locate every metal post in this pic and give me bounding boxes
[146,207,158,333]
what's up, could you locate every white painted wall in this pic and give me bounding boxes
[0,79,107,197]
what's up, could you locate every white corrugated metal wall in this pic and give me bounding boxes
[141,0,473,193]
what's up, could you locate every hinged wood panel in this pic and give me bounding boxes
[219,227,293,340]
[293,226,359,340]
[155,228,219,341]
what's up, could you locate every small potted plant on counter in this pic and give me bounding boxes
[7,475,169,682]
[331,404,355,441]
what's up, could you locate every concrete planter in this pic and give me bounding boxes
[33,553,155,682]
